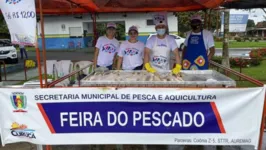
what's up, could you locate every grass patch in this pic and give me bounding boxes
[212,60,266,87]
[232,60,266,81]
[215,41,266,48]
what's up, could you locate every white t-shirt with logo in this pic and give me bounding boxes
[118,40,145,70]
[96,36,120,67]
[145,35,178,51]
[184,29,215,50]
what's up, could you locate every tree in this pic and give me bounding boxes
[247,19,255,28]
[96,22,125,40]
[0,14,9,34]
[222,10,230,68]
[176,10,220,34]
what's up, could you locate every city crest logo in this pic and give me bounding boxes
[10,92,27,112]
[11,122,36,139]
[6,0,22,5]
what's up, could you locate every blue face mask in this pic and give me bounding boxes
[157,29,166,35]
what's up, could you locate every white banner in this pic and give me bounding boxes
[0,87,265,149]
[221,13,249,33]
[0,0,37,46]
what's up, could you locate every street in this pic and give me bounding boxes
[215,48,251,58]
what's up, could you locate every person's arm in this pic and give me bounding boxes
[94,37,102,68]
[93,47,99,68]
[117,56,123,70]
[111,53,117,70]
[171,37,182,74]
[208,46,215,60]
[182,32,189,61]
[173,48,181,65]
[182,46,186,61]
[144,47,150,65]
[206,31,215,60]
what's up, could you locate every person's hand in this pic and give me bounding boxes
[172,64,182,75]
[144,63,156,73]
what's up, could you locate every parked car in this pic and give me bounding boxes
[0,39,18,64]
[147,34,186,51]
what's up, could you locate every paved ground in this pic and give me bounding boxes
[215,48,251,58]
[1,67,40,85]
[0,143,36,150]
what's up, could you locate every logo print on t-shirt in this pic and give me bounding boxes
[190,36,200,44]
[102,44,116,54]
[157,43,167,47]
[124,48,139,56]
[152,56,167,66]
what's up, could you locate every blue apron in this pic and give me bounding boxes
[182,30,209,70]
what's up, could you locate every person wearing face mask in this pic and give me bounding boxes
[182,15,215,70]
[94,22,120,70]
[144,20,181,74]
[117,26,144,70]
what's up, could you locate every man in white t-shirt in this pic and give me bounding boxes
[144,20,181,74]
[94,22,120,70]
[117,26,145,70]
[182,15,215,70]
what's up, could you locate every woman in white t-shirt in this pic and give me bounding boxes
[117,26,145,70]
[94,22,120,70]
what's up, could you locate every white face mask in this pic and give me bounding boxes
[157,29,166,35]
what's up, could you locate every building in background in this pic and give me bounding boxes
[246,21,266,37]
[37,12,178,50]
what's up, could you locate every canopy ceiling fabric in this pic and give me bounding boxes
[35,0,225,14]
[222,0,266,9]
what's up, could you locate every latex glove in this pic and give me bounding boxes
[172,64,182,75]
[144,63,156,73]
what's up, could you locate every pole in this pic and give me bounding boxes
[208,9,212,30]
[222,9,230,68]
[39,0,48,88]
[38,3,51,150]
[35,2,44,149]
[216,10,220,37]
[35,10,43,88]
[92,13,97,46]
[204,10,208,29]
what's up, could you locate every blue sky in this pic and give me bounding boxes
[230,9,265,24]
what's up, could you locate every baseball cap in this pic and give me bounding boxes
[155,20,167,27]
[190,15,202,21]
[128,26,138,33]
[107,22,117,29]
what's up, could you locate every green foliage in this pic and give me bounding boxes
[211,54,263,68]
[235,37,242,42]
[0,14,9,34]
[96,23,125,40]
[247,19,255,28]
[177,10,220,34]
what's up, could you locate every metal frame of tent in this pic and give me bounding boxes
[31,0,266,150]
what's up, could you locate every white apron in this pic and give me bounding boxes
[150,37,171,72]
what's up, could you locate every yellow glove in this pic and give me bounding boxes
[172,64,182,75]
[144,63,156,73]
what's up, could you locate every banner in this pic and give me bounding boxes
[0,87,265,148]
[221,12,249,33]
[0,0,37,46]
